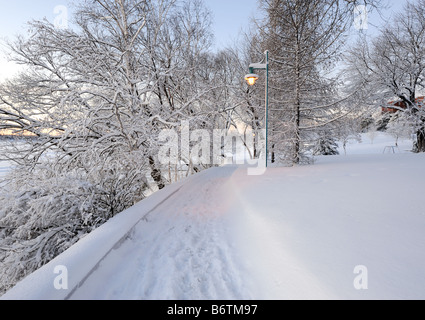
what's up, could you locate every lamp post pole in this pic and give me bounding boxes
[265,50,269,168]
[245,50,269,168]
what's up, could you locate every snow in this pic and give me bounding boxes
[2,132,425,300]
[339,131,414,155]
[0,161,10,178]
[0,141,11,178]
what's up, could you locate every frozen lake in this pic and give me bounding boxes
[0,160,10,177]
[0,140,13,178]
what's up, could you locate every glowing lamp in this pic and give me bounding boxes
[245,73,259,86]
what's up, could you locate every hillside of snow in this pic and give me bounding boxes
[1,133,425,300]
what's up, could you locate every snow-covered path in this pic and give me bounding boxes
[2,148,425,300]
[68,166,254,300]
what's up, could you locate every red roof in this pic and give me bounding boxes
[382,96,424,113]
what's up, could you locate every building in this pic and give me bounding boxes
[382,96,425,114]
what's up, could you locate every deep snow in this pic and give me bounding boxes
[1,133,425,300]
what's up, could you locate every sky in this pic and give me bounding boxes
[0,0,410,81]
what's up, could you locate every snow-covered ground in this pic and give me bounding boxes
[337,131,414,155]
[2,132,425,300]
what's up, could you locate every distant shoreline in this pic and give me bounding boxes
[0,135,38,140]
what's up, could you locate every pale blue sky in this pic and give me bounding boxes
[0,0,410,80]
[0,0,260,79]
[0,0,69,38]
[0,0,259,50]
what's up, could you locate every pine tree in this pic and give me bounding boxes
[313,135,340,156]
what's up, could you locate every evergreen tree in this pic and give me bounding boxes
[313,133,340,156]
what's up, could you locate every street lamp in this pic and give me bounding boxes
[245,50,269,168]
[244,73,259,86]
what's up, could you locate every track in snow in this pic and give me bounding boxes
[3,148,425,300]
[67,166,253,300]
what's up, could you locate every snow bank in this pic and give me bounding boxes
[227,153,425,299]
[0,169,199,300]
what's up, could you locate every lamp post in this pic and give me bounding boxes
[245,50,269,168]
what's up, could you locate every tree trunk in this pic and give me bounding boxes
[293,27,301,165]
[294,63,301,165]
[416,128,425,153]
[149,156,166,190]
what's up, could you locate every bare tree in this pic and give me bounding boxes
[0,0,224,295]
[242,0,384,164]
[346,0,425,152]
